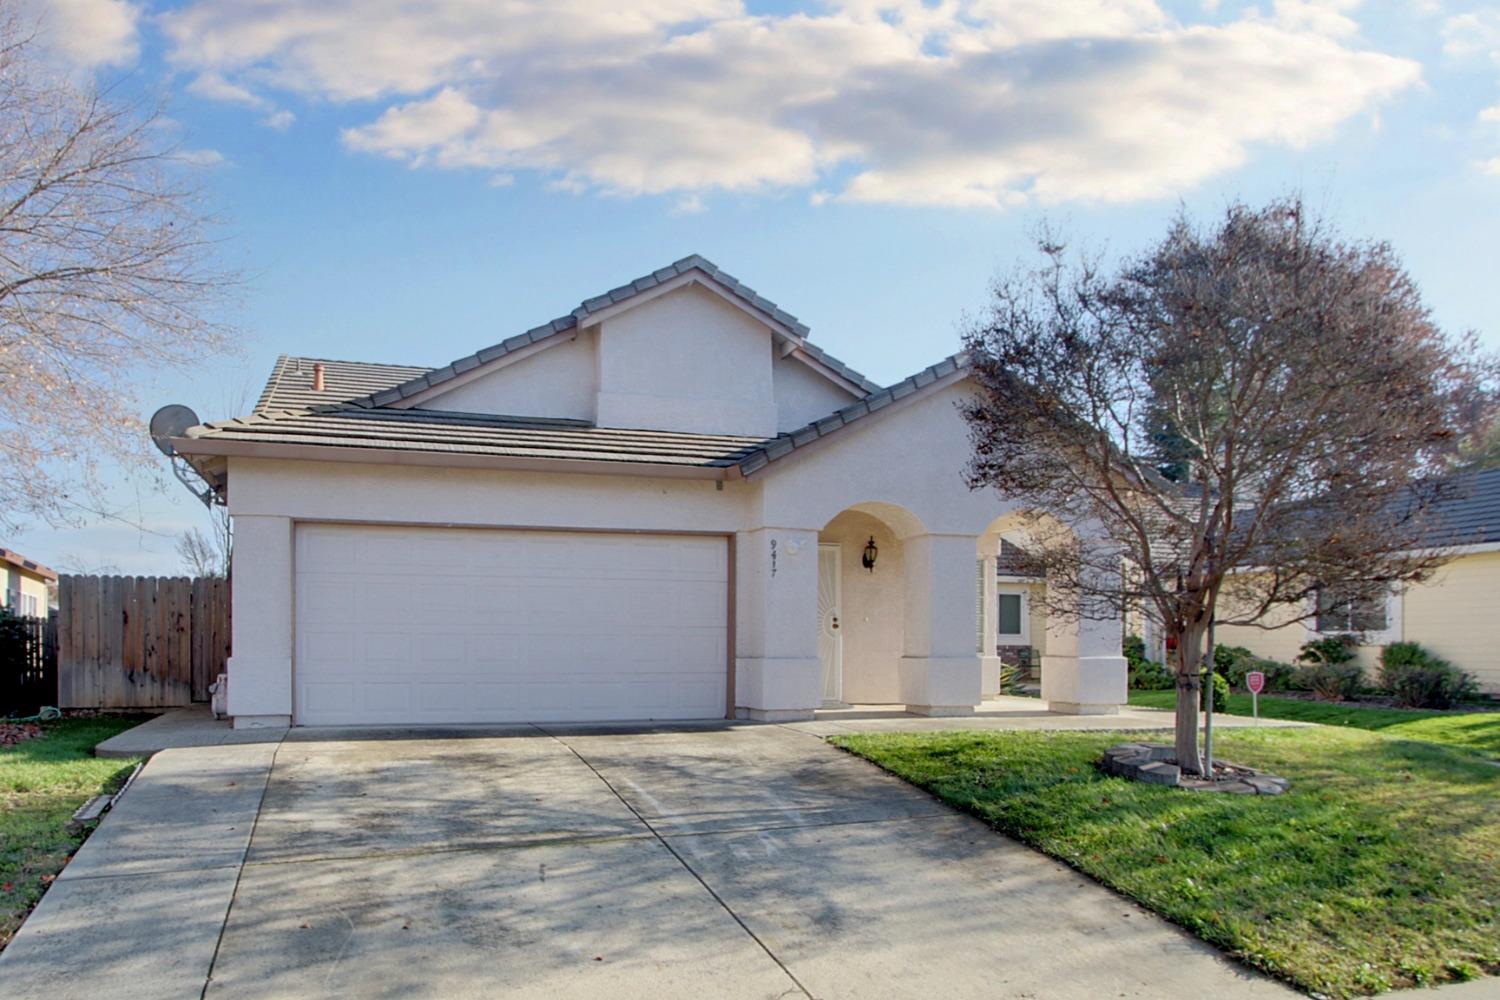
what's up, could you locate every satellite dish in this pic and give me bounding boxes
[149,404,200,457]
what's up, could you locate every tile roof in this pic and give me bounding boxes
[215,264,971,479]
[195,350,972,478]
[1415,465,1500,549]
[185,407,767,469]
[349,254,881,408]
[256,355,430,412]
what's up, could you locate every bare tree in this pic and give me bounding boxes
[962,198,1493,773]
[0,12,234,530]
[176,505,231,578]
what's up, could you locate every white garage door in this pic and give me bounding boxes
[294,524,729,726]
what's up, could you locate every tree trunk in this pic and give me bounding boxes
[1173,624,1204,774]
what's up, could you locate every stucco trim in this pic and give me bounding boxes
[174,436,738,481]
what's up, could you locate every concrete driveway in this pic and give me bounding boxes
[1,723,1295,999]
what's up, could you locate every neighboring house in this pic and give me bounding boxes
[993,539,1048,670]
[171,255,1128,728]
[0,546,56,618]
[1217,465,1500,695]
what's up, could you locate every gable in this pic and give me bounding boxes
[364,257,877,435]
[595,282,777,436]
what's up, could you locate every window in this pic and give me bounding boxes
[1315,584,1387,634]
[21,594,39,617]
[997,587,1029,643]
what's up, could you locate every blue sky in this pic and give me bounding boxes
[12,0,1500,574]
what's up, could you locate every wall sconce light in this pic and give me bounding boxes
[862,536,879,572]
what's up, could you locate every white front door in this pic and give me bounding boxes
[818,544,843,705]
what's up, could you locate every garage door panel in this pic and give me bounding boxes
[295,525,728,725]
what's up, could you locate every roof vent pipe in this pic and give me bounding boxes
[312,362,326,392]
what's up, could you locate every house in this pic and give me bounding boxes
[0,546,56,618]
[1217,465,1500,694]
[171,256,1128,728]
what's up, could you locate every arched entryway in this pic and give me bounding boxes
[817,502,924,706]
[976,509,1076,698]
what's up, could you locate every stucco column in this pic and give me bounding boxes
[1041,546,1128,715]
[734,527,821,722]
[899,533,983,716]
[226,514,294,728]
[978,551,1005,698]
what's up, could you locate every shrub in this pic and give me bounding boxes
[1298,635,1356,666]
[1129,658,1175,690]
[1213,644,1255,678]
[1297,661,1366,701]
[1378,642,1478,710]
[1201,670,1229,713]
[1124,634,1174,690]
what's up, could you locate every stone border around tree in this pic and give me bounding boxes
[1100,742,1290,795]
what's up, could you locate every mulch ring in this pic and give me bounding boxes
[0,723,44,747]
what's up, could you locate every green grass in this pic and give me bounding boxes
[0,717,145,950]
[834,728,1499,998]
[1128,689,1500,760]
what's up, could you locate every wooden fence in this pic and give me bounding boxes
[57,575,230,709]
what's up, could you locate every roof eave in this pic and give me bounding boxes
[172,435,741,482]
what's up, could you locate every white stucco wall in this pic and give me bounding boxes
[416,330,597,420]
[755,381,1017,537]
[774,353,858,432]
[223,372,1126,724]
[596,283,777,436]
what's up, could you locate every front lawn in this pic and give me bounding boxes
[1128,689,1500,759]
[834,728,1498,998]
[0,716,145,950]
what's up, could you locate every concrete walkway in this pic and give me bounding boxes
[94,697,1302,757]
[5,721,1302,1000]
[94,707,286,758]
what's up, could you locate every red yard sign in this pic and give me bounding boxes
[1246,671,1265,695]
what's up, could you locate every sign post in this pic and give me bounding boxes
[1246,671,1265,725]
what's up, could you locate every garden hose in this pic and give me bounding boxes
[8,706,61,722]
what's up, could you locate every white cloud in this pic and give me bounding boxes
[1442,10,1500,61]
[1442,10,1500,174]
[159,0,1420,207]
[187,71,269,107]
[174,147,227,167]
[25,0,140,68]
[260,109,296,130]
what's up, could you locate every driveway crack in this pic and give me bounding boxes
[199,731,287,999]
[536,725,814,1000]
